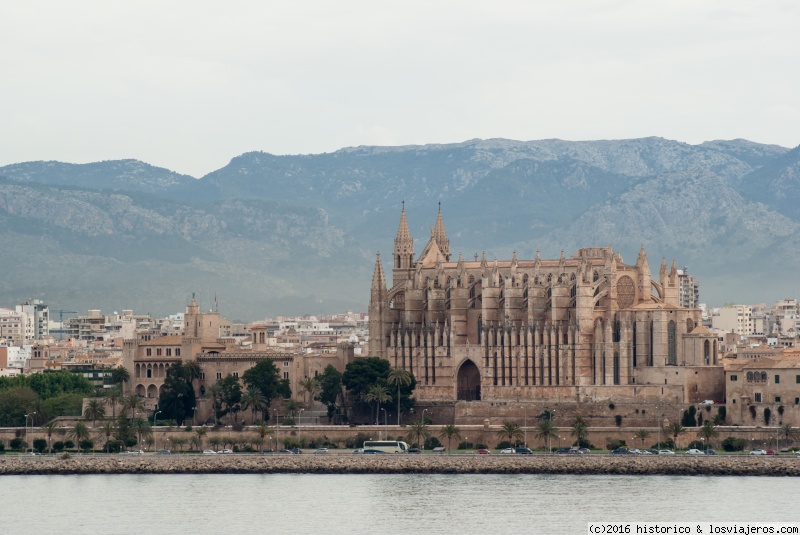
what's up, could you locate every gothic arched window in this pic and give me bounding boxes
[667,320,676,365]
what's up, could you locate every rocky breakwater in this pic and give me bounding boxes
[2,454,800,476]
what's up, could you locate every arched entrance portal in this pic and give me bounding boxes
[457,360,481,401]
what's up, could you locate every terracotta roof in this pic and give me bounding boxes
[139,335,185,346]
[689,325,713,335]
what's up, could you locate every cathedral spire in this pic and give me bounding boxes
[636,244,649,271]
[371,252,387,292]
[432,203,450,261]
[393,205,414,272]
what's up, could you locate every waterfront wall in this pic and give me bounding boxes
[2,453,799,476]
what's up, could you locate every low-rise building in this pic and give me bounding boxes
[725,354,800,426]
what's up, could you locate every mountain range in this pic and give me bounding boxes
[1,137,798,321]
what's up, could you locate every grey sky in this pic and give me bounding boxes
[2,0,798,177]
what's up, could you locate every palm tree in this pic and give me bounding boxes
[256,421,270,451]
[364,384,392,425]
[387,368,413,425]
[570,416,589,447]
[407,418,431,449]
[242,387,267,425]
[105,386,123,419]
[698,421,719,451]
[195,427,207,450]
[534,419,558,451]
[84,399,106,427]
[666,422,687,450]
[122,394,146,420]
[634,429,651,449]
[285,399,300,420]
[132,418,152,449]
[439,425,462,453]
[41,421,60,454]
[68,422,90,445]
[100,421,116,453]
[299,377,320,407]
[111,365,131,385]
[497,421,525,448]
[184,360,203,385]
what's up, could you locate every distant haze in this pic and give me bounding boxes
[2,1,799,177]
[1,137,798,320]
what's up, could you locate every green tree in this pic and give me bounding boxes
[211,374,243,424]
[132,418,152,448]
[439,425,462,453]
[242,387,268,425]
[634,429,651,449]
[666,422,687,450]
[0,387,38,427]
[84,398,106,427]
[698,421,719,450]
[121,394,146,419]
[570,416,589,447]
[299,377,320,407]
[256,421,270,450]
[498,421,525,448]
[42,393,84,419]
[242,360,291,419]
[535,419,558,450]
[286,399,300,420]
[364,384,392,425]
[342,357,391,410]
[407,418,431,449]
[68,421,90,444]
[105,386,123,419]
[100,420,116,453]
[110,366,130,386]
[316,365,343,422]
[41,421,61,454]
[195,427,208,450]
[387,368,413,425]
[157,363,196,425]
[779,424,800,446]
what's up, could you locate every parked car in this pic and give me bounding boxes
[639,450,653,455]
[706,449,716,455]
[749,449,767,455]
[578,448,591,454]
[500,448,515,454]
[362,449,384,454]
[766,449,777,455]
[352,448,364,454]
[628,448,641,454]
[202,450,217,454]
[611,448,631,454]
[314,448,328,454]
[685,449,705,455]
[515,447,533,454]
[261,449,275,454]
[658,450,675,455]
[476,448,490,455]
[406,447,420,454]
[155,449,171,454]
[700,400,715,405]
[219,449,233,454]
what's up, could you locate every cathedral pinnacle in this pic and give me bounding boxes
[372,252,387,292]
[432,204,450,261]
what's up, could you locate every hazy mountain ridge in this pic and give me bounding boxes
[0,137,798,318]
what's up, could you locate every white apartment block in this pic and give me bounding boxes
[711,304,755,337]
[677,267,700,309]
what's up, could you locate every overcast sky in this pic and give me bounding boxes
[2,1,798,177]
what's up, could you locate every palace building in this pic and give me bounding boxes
[368,208,724,407]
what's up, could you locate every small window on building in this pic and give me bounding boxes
[754,392,762,402]
[732,399,736,404]
[146,348,152,357]
[147,368,152,378]
[283,361,289,367]
[200,372,205,380]
[775,396,781,403]
[730,375,738,382]
[166,348,172,357]
[283,372,289,379]
[233,372,239,379]
[795,397,799,405]
[216,372,222,380]
[775,375,780,384]
[176,348,181,357]
[796,375,800,384]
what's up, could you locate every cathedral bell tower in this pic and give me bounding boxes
[393,205,414,285]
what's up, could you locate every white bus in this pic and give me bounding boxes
[362,440,410,453]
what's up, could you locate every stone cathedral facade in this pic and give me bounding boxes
[369,208,724,406]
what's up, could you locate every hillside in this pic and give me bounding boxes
[0,137,797,319]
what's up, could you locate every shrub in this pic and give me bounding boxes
[475,443,488,450]
[605,438,626,451]
[681,406,697,427]
[33,438,47,453]
[424,436,442,450]
[105,440,124,453]
[61,452,71,460]
[496,440,512,450]
[344,432,372,449]
[721,436,747,452]
[282,418,296,427]
[457,441,474,450]
[650,438,675,449]
[686,440,704,450]
[52,441,65,452]
[79,440,94,452]
[63,440,75,450]
[9,438,27,451]
[185,425,193,432]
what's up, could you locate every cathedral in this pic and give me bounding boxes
[369,208,724,406]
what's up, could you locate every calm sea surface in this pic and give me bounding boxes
[3,474,799,534]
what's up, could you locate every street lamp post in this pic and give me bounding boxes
[153,410,161,450]
[524,407,527,447]
[274,409,279,450]
[420,409,428,450]
[381,408,387,441]
[549,410,555,454]
[192,406,197,427]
